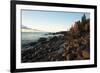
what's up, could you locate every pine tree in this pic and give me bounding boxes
[81,14,86,24]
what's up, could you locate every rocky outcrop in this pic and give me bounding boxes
[21,32,90,62]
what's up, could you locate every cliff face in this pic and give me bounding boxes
[21,15,90,63]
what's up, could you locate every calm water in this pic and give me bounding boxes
[22,32,48,45]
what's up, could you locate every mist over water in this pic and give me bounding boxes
[22,32,48,45]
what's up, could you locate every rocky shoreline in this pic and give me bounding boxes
[21,31,90,63]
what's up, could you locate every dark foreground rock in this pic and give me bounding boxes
[21,31,90,63]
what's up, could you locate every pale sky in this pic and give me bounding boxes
[22,10,90,32]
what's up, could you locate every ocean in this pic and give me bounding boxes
[22,32,49,45]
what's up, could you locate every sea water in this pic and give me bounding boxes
[22,32,48,45]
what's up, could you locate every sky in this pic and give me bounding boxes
[22,10,90,32]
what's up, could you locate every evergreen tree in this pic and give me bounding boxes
[76,20,80,25]
[81,14,86,24]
